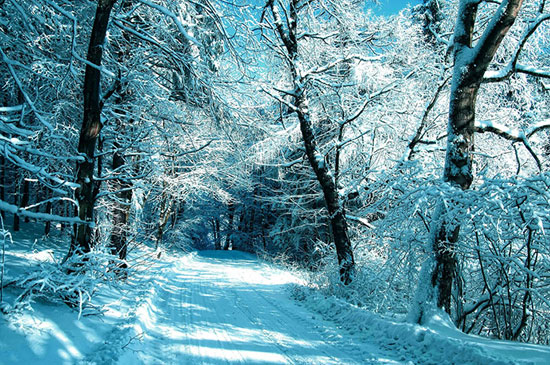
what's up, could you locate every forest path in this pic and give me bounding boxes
[116,250,389,364]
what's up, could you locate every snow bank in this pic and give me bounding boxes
[290,285,550,365]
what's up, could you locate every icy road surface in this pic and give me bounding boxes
[116,250,384,364]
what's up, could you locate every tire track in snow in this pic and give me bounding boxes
[115,251,390,364]
[201,253,368,364]
[239,284,364,363]
[227,287,302,364]
[187,257,294,364]
[190,268,247,364]
[228,264,369,365]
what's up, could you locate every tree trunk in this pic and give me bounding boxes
[212,218,221,250]
[295,100,355,284]
[21,177,30,223]
[109,150,132,261]
[224,201,234,250]
[12,176,20,231]
[44,200,52,236]
[0,156,4,221]
[70,0,118,257]
[414,0,525,322]
[109,0,133,264]
[431,83,477,314]
[12,90,24,231]
[156,189,173,253]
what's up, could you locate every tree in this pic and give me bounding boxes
[262,0,355,283]
[69,0,118,257]
[412,0,550,323]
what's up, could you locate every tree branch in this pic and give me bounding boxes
[483,13,550,82]
[474,119,549,170]
[471,0,524,79]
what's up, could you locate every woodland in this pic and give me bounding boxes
[1,0,550,348]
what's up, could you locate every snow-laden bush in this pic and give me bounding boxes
[10,250,128,318]
[457,174,550,344]
[305,163,550,344]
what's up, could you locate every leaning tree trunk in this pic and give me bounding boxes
[70,0,118,257]
[295,93,355,284]
[267,0,355,283]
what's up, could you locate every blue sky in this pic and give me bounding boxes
[370,0,423,16]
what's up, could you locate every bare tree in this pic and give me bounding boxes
[263,0,355,283]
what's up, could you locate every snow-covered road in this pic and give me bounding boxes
[116,250,385,364]
[4,242,550,364]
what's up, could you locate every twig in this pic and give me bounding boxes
[121,332,144,349]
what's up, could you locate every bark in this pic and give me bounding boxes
[21,176,29,223]
[44,200,52,236]
[109,5,133,263]
[296,102,355,283]
[12,176,20,231]
[156,188,173,252]
[267,0,355,283]
[13,90,24,231]
[212,218,221,250]
[70,0,118,257]
[223,201,234,250]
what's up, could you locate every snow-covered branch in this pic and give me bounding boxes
[484,13,550,82]
[0,200,86,225]
[137,0,200,47]
[0,46,54,132]
[3,145,79,194]
[342,69,415,127]
[0,135,85,163]
[474,119,550,170]
[405,75,450,161]
[159,139,217,158]
[301,55,382,79]
[259,86,299,113]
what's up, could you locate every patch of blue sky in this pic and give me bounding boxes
[368,0,423,16]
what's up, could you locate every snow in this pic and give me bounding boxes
[0,200,86,225]
[2,228,550,364]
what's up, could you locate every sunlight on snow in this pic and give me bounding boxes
[10,313,83,361]
[74,320,101,343]
[7,249,55,263]
[174,344,290,364]
[181,326,312,348]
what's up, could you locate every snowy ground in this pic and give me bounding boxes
[1,229,550,364]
